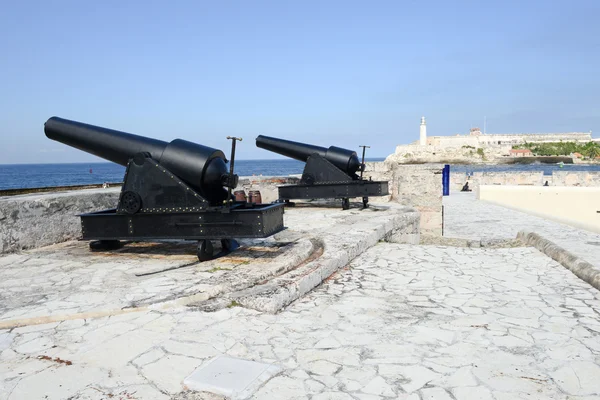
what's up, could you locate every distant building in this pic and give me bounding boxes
[509,149,533,157]
[396,121,593,162]
[573,152,583,159]
[425,130,592,147]
[415,119,592,147]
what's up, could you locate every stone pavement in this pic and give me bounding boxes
[0,237,313,324]
[443,192,600,270]
[2,243,600,399]
[0,203,419,328]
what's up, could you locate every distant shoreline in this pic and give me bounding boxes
[397,156,599,166]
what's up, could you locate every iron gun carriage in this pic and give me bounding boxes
[45,117,285,260]
[255,135,389,209]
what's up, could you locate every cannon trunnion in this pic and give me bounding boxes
[45,117,284,261]
[256,135,389,210]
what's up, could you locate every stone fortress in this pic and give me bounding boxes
[389,116,594,164]
[2,121,600,399]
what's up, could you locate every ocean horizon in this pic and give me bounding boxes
[1,159,600,190]
[0,159,385,190]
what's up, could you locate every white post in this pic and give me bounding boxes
[420,116,427,145]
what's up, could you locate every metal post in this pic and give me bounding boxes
[359,145,370,180]
[226,136,242,204]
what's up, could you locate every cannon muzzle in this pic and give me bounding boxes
[44,117,234,203]
[255,135,361,175]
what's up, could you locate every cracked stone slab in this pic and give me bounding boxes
[228,203,420,312]
[183,355,282,399]
[0,236,312,327]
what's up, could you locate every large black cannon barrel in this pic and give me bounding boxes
[256,135,361,175]
[44,117,232,202]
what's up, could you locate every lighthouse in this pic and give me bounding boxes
[420,116,427,146]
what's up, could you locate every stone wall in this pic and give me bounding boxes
[427,136,480,147]
[0,177,303,255]
[477,132,591,145]
[362,162,394,202]
[451,170,600,193]
[394,164,443,236]
[0,168,441,254]
[428,132,591,148]
[364,162,443,236]
[0,188,120,254]
[467,172,544,193]
[552,171,600,187]
[451,172,469,192]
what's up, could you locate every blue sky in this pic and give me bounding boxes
[1,0,598,164]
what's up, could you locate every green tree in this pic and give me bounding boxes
[512,141,598,157]
[476,148,486,160]
[585,146,600,159]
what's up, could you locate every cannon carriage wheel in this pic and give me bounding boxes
[196,238,240,261]
[197,240,214,261]
[342,198,350,210]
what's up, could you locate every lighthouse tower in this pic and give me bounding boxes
[419,116,427,146]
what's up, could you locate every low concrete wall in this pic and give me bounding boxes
[451,170,600,193]
[451,172,469,192]
[0,188,120,254]
[0,168,436,254]
[472,172,544,196]
[552,171,600,187]
[479,185,600,234]
[0,176,301,254]
[463,172,544,194]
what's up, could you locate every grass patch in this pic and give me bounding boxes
[227,300,241,308]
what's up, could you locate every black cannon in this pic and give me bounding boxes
[256,135,389,210]
[45,117,285,261]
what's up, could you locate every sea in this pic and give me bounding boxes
[1,160,600,190]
